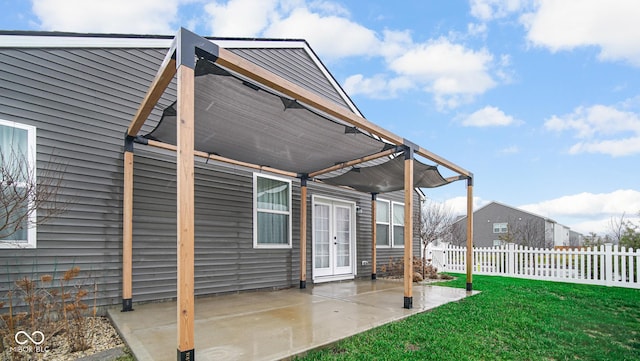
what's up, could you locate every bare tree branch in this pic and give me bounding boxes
[1,146,69,244]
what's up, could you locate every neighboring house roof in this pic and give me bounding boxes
[454,200,560,225]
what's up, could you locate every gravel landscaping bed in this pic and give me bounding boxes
[2,317,126,361]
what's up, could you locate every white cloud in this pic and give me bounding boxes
[389,38,497,109]
[204,0,278,37]
[263,7,381,60]
[203,1,501,108]
[521,190,640,218]
[444,196,490,216]
[499,145,520,154]
[522,0,640,66]
[343,74,413,99]
[545,103,640,156]
[32,0,180,34]
[462,105,519,127]
[520,190,640,234]
[470,0,528,21]
[568,136,640,157]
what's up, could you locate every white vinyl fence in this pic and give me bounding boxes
[427,243,640,289]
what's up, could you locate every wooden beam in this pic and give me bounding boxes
[466,178,474,292]
[122,150,133,312]
[403,154,414,309]
[145,139,298,178]
[308,148,399,178]
[300,180,308,288]
[371,193,377,280]
[176,64,195,357]
[415,146,472,178]
[127,56,177,136]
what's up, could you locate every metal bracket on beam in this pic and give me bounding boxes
[402,138,418,160]
[467,176,474,187]
[124,133,135,153]
[133,136,149,146]
[125,134,151,153]
[174,27,220,70]
[298,173,309,187]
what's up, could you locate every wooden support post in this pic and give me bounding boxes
[403,149,414,309]
[466,177,474,292]
[300,178,308,289]
[371,193,377,280]
[176,64,195,360]
[122,149,134,312]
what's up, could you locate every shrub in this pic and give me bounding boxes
[0,267,97,360]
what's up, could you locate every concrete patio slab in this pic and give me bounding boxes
[108,280,477,361]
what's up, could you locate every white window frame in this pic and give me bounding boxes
[391,202,405,249]
[376,198,405,248]
[253,173,292,249]
[0,119,37,249]
[375,199,390,248]
[493,222,508,234]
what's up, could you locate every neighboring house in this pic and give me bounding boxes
[0,30,467,313]
[452,201,579,248]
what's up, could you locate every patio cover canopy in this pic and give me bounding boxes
[122,28,475,360]
[319,156,449,193]
[143,58,450,189]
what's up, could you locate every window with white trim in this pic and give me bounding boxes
[0,119,37,248]
[375,199,390,247]
[392,202,405,247]
[493,222,508,234]
[376,199,405,248]
[253,173,292,248]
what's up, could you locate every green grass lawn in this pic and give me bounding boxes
[297,275,640,361]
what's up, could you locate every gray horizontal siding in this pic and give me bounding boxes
[0,43,420,311]
[0,47,172,309]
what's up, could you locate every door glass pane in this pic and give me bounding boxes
[336,207,350,267]
[314,204,330,268]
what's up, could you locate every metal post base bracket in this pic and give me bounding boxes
[466,283,473,292]
[371,273,377,280]
[300,280,306,289]
[121,298,134,312]
[404,296,413,309]
[178,349,194,361]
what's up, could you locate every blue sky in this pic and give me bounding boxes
[2,0,640,234]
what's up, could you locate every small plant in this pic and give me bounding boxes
[0,266,97,360]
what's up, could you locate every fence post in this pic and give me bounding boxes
[507,243,515,276]
[604,243,613,286]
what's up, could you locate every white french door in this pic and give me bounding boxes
[312,197,355,281]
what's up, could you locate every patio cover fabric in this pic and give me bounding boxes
[319,156,450,193]
[144,59,391,174]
